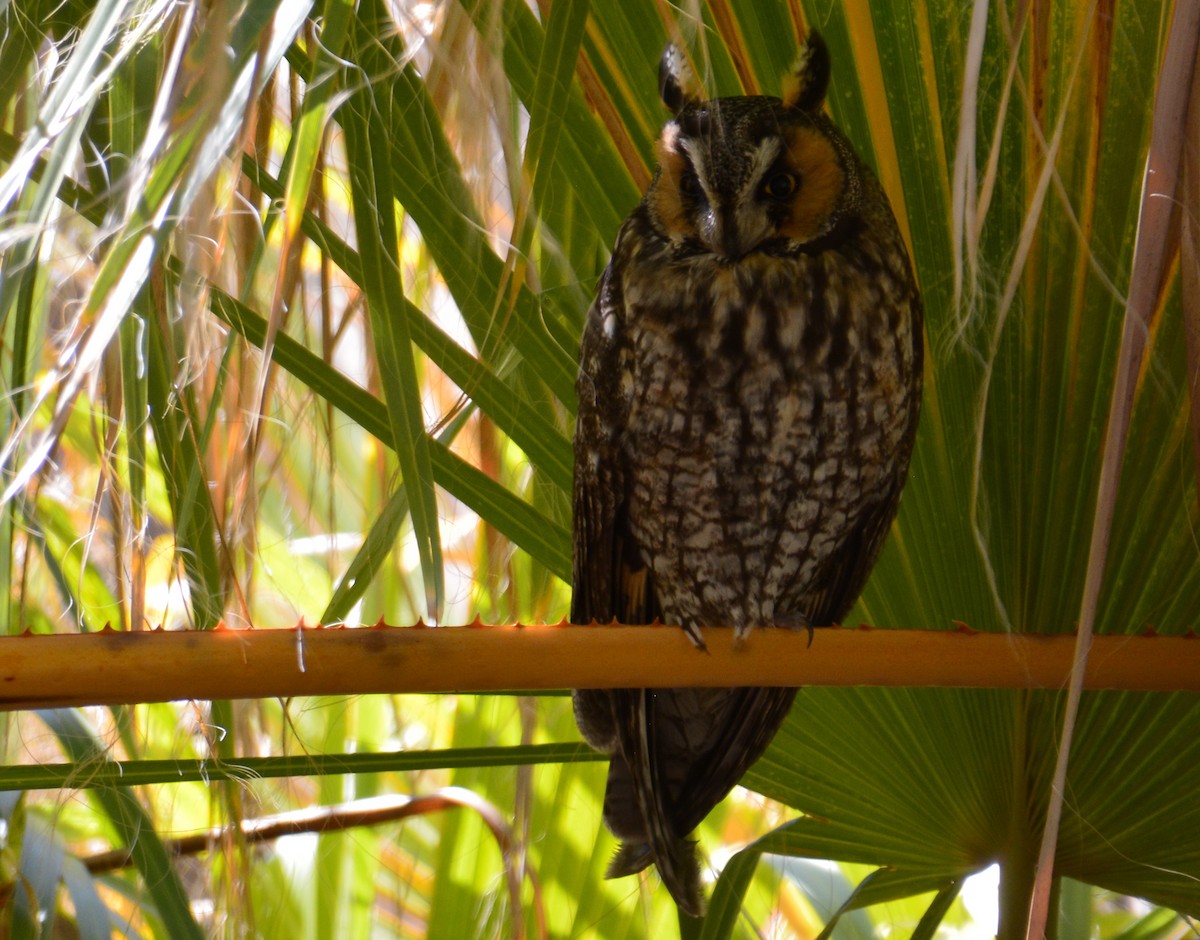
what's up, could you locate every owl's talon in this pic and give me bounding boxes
[682,624,708,651]
[780,618,815,648]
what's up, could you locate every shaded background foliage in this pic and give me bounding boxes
[0,0,1196,937]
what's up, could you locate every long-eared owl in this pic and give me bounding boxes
[571,32,923,916]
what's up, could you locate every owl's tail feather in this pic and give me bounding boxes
[601,760,706,915]
[601,696,708,916]
[607,838,704,918]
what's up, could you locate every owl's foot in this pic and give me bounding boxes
[681,623,708,651]
[777,616,814,648]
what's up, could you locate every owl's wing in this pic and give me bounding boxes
[802,431,920,631]
[570,256,660,629]
[801,293,924,628]
[602,685,794,916]
[605,688,706,916]
[668,687,799,838]
[571,257,662,756]
[802,491,899,631]
[571,260,706,909]
[570,478,660,627]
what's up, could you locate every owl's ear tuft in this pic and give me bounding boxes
[659,44,701,114]
[782,30,831,112]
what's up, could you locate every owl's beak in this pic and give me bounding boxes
[712,206,751,261]
[709,202,767,262]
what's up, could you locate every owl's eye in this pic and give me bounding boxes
[679,171,705,201]
[762,171,798,201]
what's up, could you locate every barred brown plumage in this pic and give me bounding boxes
[571,31,923,916]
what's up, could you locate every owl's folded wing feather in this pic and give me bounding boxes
[571,263,707,913]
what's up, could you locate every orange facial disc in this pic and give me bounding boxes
[777,126,843,244]
[649,124,698,240]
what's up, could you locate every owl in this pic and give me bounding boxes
[571,32,923,916]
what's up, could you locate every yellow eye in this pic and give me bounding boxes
[763,171,798,201]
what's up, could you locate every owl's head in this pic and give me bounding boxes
[647,32,861,261]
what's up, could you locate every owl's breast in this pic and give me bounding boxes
[618,250,920,631]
